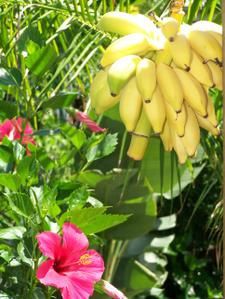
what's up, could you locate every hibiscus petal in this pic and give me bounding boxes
[37,259,68,289]
[61,280,93,299]
[75,249,105,281]
[61,222,89,263]
[36,231,61,259]
[0,120,14,140]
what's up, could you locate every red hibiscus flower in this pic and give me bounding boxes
[36,222,105,299]
[0,117,35,150]
[76,111,106,133]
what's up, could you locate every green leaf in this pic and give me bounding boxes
[59,186,89,209]
[60,207,128,234]
[7,193,34,218]
[140,138,205,198]
[16,156,36,184]
[0,173,21,191]
[0,67,22,86]
[77,170,106,187]
[86,133,118,162]
[105,201,156,240]
[0,145,14,172]
[0,226,26,240]
[0,101,17,118]
[17,242,34,267]
[42,92,77,109]
[117,259,157,294]
[61,123,86,150]
[17,26,43,53]
[79,214,129,235]
[25,45,57,76]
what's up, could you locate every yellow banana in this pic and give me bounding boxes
[132,108,152,137]
[90,70,120,114]
[143,86,166,133]
[169,34,192,70]
[208,32,222,47]
[160,17,179,41]
[97,11,157,37]
[171,130,187,164]
[154,40,173,64]
[187,30,222,64]
[157,63,183,112]
[127,134,149,161]
[165,102,187,137]
[206,61,222,90]
[173,67,207,117]
[189,51,214,87]
[90,70,107,108]
[119,77,142,132]
[181,104,200,157]
[107,55,141,96]
[136,58,156,102]
[202,86,218,127]
[195,113,220,136]
[160,121,173,151]
[191,20,222,34]
[101,33,158,67]
[127,108,151,160]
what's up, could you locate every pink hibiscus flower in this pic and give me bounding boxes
[36,222,105,299]
[0,117,35,147]
[76,111,106,133]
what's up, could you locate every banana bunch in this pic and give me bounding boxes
[90,11,222,163]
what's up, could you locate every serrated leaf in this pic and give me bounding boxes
[60,207,128,234]
[61,123,86,150]
[60,207,107,226]
[79,214,129,234]
[86,133,118,162]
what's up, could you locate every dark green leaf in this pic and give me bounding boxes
[0,67,22,86]
[141,138,205,198]
[42,92,77,109]
[0,101,17,118]
[0,145,14,172]
[17,26,43,53]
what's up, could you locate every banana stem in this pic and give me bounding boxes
[118,130,128,168]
